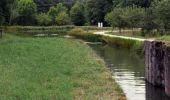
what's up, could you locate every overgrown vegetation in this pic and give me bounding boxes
[4,26,111,37]
[1,0,169,37]
[36,13,52,26]
[68,28,144,53]
[68,28,102,42]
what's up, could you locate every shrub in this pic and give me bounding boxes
[48,3,67,23]
[36,13,52,26]
[55,12,71,26]
[68,28,86,37]
[68,28,101,42]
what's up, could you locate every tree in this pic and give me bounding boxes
[70,2,85,26]
[17,0,37,25]
[113,0,154,8]
[9,0,19,25]
[105,8,128,33]
[141,0,170,35]
[0,0,16,25]
[55,12,71,25]
[123,7,145,31]
[85,0,112,25]
[36,13,52,26]
[48,3,67,23]
[155,0,170,31]
[142,8,160,32]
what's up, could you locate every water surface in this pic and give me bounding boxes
[89,44,170,100]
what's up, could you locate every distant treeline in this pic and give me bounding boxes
[0,0,169,34]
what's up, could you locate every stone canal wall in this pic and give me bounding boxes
[145,40,170,97]
[164,44,170,97]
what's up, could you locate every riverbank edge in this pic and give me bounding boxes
[70,31,145,51]
[70,31,170,97]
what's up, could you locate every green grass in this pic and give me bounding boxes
[0,34,125,100]
[106,30,144,38]
[106,30,162,39]
[101,35,144,49]
[158,35,170,41]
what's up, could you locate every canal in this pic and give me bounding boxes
[89,44,170,100]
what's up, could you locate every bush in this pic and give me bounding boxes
[68,28,101,42]
[68,28,86,37]
[55,12,71,25]
[36,13,52,26]
[48,3,67,23]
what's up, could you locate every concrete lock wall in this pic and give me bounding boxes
[144,40,170,97]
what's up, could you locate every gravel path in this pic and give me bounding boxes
[93,31,146,42]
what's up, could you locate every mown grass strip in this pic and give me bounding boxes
[0,34,125,100]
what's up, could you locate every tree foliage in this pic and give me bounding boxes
[155,0,170,30]
[9,0,19,25]
[124,7,145,29]
[105,8,128,33]
[48,3,67,22]
[17,0,37,25]
[0,0,16,25]
[36,13,52,26]
[85,0,112,25]
[55,12,71,25]
[1,0,170,35]
[113,0,154,8]
[70,2,85,26]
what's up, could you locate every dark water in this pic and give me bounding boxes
[89,44,170,100]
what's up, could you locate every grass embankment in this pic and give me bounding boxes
[106,29,164,39]
[158,35,170,42]
[4,26,111,37]
[101,36,144,50]
[106,30,144,38]
[0,34,125,100]
[69,28,144,51]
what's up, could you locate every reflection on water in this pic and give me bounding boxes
[146,82,170,100]
[89,44,170,100]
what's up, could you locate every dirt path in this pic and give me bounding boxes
[93,31,146,42]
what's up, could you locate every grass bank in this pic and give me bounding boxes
[69,29,144,52]
[0,34,125,100]
[158,35,170,42]
[4,26,111,37]
[106,30,143,38]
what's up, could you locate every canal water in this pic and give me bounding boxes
[89,44,170,100]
